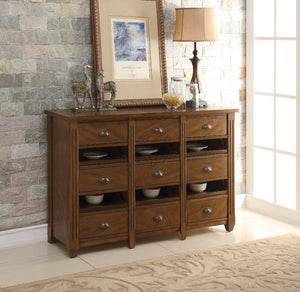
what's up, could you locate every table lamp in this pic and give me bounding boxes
[173,7,219,107]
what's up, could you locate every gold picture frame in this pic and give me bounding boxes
[90,0,168,107]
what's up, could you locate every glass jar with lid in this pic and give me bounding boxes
[170,77,186,98]
[162,77,186,109]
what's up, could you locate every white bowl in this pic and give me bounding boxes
[135,146,158,156]
[189,183,207,193]
[82,151,108,160]
[187,143,208,152]
[142,188,160,198]
[85,194,104,205]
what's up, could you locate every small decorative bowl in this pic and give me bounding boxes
[187,142,208,152]
[142,188,160,198]
[162,93,184,109]
[85,194,104,205]
[189,183,207,193]
[135,145,159,156]
[82,151,108,160]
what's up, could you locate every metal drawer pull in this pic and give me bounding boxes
[202,123,212,130]
[99,222,110,229]
[203,166,213,172]
[153,127,164,133]
[98,130,110,137]
[203,207,213,214]
[152,170,164,177]
[153,214,164,222]
[99,176,110,183]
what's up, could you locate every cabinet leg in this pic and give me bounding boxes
[48,237,56,244]
[179,231,187,240]
[68,248,78,258]
[224,223,235,232]
[48,227,56,243]
[128,237,135,249]
[225,215,235,232]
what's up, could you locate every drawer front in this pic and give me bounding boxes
[80,209,128,239]
[80,164,128,194]
[187,156,227,183]
[187,196,227,223]
[187,115,227,138]
[135,118,179,142]
[136,160,180,188]
[136,202,180,232]
[79,121,128,146]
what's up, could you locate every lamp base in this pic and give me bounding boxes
[186,98,208,108]
[190,42,200,92]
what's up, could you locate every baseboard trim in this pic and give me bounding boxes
[245,195,300,227]
[0,224,47,249]
[236,193,247,208]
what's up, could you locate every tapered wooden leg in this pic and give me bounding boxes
[225,224,234,232]
[48,236,56,244]
[225,215,235,232]
[68,248,78,258]
[179,231,187,240]
[128,229,136,249]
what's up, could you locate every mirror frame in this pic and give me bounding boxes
[90,0,168,107]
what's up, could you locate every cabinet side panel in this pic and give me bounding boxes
[47,116,54,243]
[52,118,72,247]
[226,112,236,231]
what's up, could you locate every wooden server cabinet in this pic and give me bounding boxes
[46,106,238,257]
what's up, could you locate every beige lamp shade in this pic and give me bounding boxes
[173,8,219,42]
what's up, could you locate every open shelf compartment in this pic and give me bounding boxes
[187,180,228,200]
[80,191,128,213]
[79,146,128,166]
[136,185,180,206]
[187,139,228,157]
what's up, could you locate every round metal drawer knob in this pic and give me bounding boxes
[98,130,110,137]
[203,166,213,172]
[99,176,110,183]
[99,222,110,229]
[202,124,212,130]
[152,170,164,177]
[203,207,213,214]
[153,127,164,133]
[153,214,164,222]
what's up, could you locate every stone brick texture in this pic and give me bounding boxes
[0,0,246,231]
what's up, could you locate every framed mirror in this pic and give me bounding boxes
[90,0,168,107]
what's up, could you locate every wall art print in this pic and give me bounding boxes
[111,17,151,80]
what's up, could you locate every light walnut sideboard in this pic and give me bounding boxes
[45,106,238,257]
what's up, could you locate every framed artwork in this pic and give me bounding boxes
[90,0,168,107]
[111,17,151,80]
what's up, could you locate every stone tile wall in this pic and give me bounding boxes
[0,0,246,231]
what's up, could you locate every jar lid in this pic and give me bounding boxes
[171,76,185,81]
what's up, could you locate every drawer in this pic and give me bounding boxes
[136,202,180,232]
[187,196,227,223]
[79,164,128,194]
[187,115,227,138]
[135,118,179,143]
[136,160,180,188]
[187,155,227,183]
[79,121,128,146]
[80,209,128,239]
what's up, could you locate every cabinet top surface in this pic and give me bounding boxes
[45,105,238,120]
